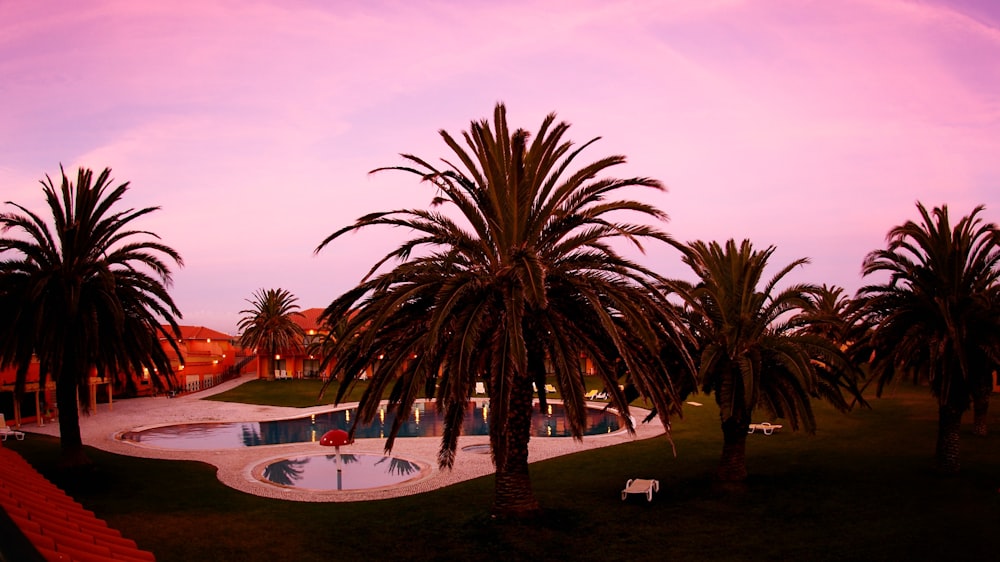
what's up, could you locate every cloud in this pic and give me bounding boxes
[3,0,1000,331]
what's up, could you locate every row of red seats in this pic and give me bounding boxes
[0,445,156,562]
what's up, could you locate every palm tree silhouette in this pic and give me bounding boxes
[857,203,1000,473]
[315,103,693,517]
[665,239,862,481]
[0,166,183,468]
[238,288,305,380]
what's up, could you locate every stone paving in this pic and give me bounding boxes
[20,375,667,503]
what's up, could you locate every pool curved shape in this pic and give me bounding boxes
[257,453,428,491]
[120,400,623,450]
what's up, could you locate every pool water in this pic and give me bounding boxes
[121,401,622,450]
[260,453,425,491]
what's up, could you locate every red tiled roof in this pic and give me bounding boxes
[0,446,157,561]
[294,308,326,332]
[173,326,233,341]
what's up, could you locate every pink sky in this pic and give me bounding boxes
[3,0,999,334]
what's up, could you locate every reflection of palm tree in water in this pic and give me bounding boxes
[375,456,419,476]
[264,458,308,486]
[241,425,264,447]
[324,453,358,464]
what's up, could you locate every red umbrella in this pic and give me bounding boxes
[320,429,351,447]
[319,429,353,490]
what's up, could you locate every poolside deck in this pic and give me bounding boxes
[19,375,667,503]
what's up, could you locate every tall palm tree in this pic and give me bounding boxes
[315,103,693,517]
[857,203,1000,473]
[238,288,305,380]
[665,239,862,482]
[0,166,183,468]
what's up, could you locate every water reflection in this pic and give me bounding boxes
[262,457,307,486]
[374,456,420,477]
[261,454,423,491]
[122,402,622,450]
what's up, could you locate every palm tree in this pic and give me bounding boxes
[798,285,864,345]
[315,103,693,517]
[857,203,1000,473]
[665,239,862,482]
[238,288,305,380]
[0,166,183,468]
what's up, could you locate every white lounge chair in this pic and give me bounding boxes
[621,478,659,502]
[748,422,783,435]
[475,382,486,395]
[544,384,556,394]
[0,414,25,441]
[584,389,598,400]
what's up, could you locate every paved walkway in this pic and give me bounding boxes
[21,375,667,503]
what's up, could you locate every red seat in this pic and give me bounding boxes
[0,447,157,561]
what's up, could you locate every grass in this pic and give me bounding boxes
[7,383,1000,561]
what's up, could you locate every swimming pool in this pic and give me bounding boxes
[120,400,623,450]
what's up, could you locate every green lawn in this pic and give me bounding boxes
[7,384,1000,561]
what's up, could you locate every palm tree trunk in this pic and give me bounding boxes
[935,405,962,474]
[971,374,992,437]
[55,373,90,469]
[717,418,749,482]
[972,392,989,437]
[492,374,540,518]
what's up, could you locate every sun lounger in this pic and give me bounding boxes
[475,382,486,395]
[621,478,659,502]
[584,389,598,400]
[544,384,556,394]
[0,414,25,441]
[748,422,783,435]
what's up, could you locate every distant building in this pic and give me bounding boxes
[167,326,250,394]
[250,308,334,380]
[0,325,251,427]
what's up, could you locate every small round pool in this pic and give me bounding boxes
[120,401,623,450]
[258,453,427,491]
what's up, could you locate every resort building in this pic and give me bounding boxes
[248,308,334,380]
[0,325,250,428]
[169,326,249,393]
